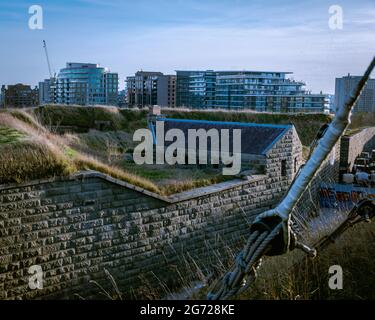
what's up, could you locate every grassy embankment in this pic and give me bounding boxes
[0,106,337,194]
[0,108,159,193]
[0,107,231,194]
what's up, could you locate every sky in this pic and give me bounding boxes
[0,0,374,93]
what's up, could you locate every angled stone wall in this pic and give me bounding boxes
[1,172,281,300]
[340,127,375,172]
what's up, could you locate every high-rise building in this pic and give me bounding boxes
[126,72,176,108]
[54,63,118,106]
[39,78,56,105]
[1,84,39,108]
[335,74,375,113]
[157,74,176,108]
[118,89,127,108]
[176,70,216,109]
[176,70,329,113]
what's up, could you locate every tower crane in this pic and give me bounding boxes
[43,40,55,79]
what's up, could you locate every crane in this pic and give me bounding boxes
[43,40,54,79]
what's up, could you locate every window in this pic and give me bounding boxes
[281,160,287,176]
[294,157,298,173]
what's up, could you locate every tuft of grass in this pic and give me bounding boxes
[73,154,162,194]
[160,175,232,195]
[0,126,25,144]
[0,141,75,184]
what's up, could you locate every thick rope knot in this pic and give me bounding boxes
[235,251,247,273]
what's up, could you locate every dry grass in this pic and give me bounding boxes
[73,154,161,194]
[0,111,159,192]
[236,210,375,300]
[160,175,231,195]
[0,142,75,184]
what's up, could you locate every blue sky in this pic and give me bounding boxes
[0,0,374,93]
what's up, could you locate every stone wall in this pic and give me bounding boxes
[292,141,341,221]
[0,127,340,300]
[265,126,303,186]
[0,172,283,300]
[340,127,375,172]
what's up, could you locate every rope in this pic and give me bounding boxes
[208,223,282,300]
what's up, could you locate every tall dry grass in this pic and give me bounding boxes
[0,111,159,191]
[237,209,375,300]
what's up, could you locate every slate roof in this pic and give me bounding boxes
[153,118,292,155]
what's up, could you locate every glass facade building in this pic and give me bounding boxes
[176,70,329,113]
[55,63,118,106]
[176,71,216,109]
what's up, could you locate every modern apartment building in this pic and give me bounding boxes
[335,74,375,113]
[176,70,329,113]
[118,89,127,108]
[126,71,176,108]
[54,63,118,106]
[1,84,39,108]
[176,70,216,109]
[39,78,56,105]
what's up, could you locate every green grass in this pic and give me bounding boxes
[119,162,175,180]
[0,126,25,144]
[33,105,148,133]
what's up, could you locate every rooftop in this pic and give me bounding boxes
[156,117,292,155]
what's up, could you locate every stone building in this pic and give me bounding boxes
[149,117,303,183]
